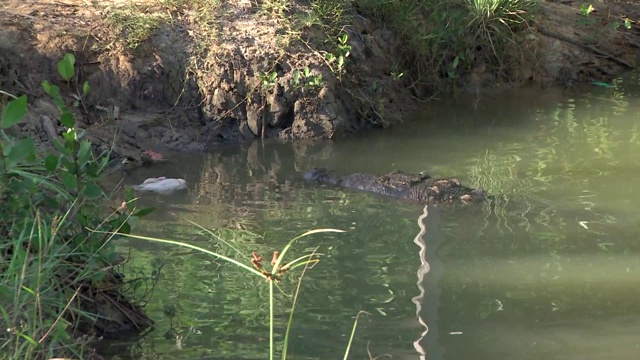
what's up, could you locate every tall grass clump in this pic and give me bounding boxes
[0,53,153,359]
[354,0,536,90]
[465,0,536,71]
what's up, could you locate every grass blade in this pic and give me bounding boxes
[343,310,371,360]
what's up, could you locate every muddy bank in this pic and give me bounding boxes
[1,0,640,167]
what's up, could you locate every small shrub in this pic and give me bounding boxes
[290,66,324,94]
[260,71,279,92]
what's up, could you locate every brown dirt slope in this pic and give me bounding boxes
[534,0,640,86]
[1,0,640,166]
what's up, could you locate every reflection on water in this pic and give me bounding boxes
[107,75,640,359]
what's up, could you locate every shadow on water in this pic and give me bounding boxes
[103,74,640,359]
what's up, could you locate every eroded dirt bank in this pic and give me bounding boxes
[1,0,640,167]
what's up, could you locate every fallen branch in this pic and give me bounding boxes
[537,27,635,69]
[622,33,640,50]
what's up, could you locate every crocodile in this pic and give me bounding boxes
[303,167,485,205]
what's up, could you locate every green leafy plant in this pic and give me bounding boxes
[303,67,324,91]
[291,69,302,89]
[325,32,351,80]
[606,17,633,31]
[57,53,76,82]
[579,3,594,17]
[260,71,278,92]
[0,53,153,360]
[577,3,596,26]
[290,67,324,94]
[72,80,91,109]
[306,72,324,89]
[1,94,27,129]
[337,33,351,58]
[52,52,90,109]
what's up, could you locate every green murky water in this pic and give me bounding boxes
[107,76,640,359]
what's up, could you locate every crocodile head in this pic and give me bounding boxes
[303,167,343,186]
[460,188,486,204]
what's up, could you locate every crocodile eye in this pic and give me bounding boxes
[461,194,473,203]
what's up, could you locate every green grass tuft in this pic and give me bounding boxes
[103,3,167,49]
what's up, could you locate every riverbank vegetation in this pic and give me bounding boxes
[354,0,536,88]
[1,0,637,356]
[97,0,537,132]
[104,0,536,90]
[100,0,640,96]
[0,55,154,359]
[2,0,636,150]
[0,53,355,359]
